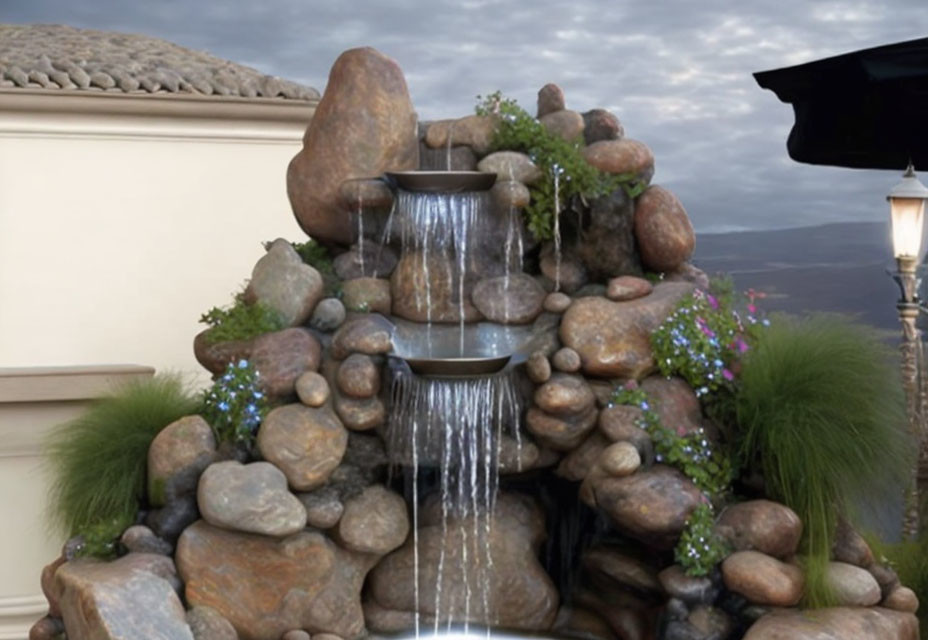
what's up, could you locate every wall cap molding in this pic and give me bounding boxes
[0,365,155,403]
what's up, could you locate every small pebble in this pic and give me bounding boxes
[599,441,641,476]
[527,351,552,384]
[120,525,173,555]
[883,585,919,613]
[543,291,572,313]
[551,347,581,373]
[295,371,330,407]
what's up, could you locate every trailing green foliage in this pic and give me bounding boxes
[73,514,134,559]
[291,238,341,298]
[734,314,912,607]
[201,359,268,445]
[199,291,286,344]
[45,375,198,551]
[612,387,731,500]
[868,533,928,634]
[675,504,729,577]
[476,91,644,240]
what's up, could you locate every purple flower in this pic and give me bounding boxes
[722,369,735,381]
[706,294,719,310]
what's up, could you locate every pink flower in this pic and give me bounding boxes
[747,303,757,314]
[722,369,735,381]
[706,294,719,310]
[623,380,639,390]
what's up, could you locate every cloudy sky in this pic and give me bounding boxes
[5,0,928,232]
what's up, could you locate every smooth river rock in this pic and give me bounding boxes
[716,500,802,559]
[331,314,393,359]
[288,47,418,245]
[537,83,566,117]
[197,461,307,537]
[340,278,391,315]
[606,275,653,301]
[559,282,696,378]
[246,239,324,326]
[721,551,803,607]
[582,108,624,144]
[743,607,918,640]
[581,138,654,184]
[257,404,348,491]
[148,415,216,507]
[477,151,542,184]
[336,353,381,399]
[295,371,331,407]
[337,485,409,555]
[825,561,882,607]
[186,605,239,640]
[250,328,322,398]
[633,185,695,273]
[472,273,546,324]
[540,109,585,142]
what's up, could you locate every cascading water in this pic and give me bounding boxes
[387,362,523,633]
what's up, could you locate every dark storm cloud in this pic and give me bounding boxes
[4,0,928,232]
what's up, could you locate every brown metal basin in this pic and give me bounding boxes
[385,171,497,193]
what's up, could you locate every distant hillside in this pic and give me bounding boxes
[694,221,899,334]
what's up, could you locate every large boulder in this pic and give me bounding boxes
[177,521,375,640]
[56,553,192,640]
[287,47,418,245]
[716,500,802,559]
[365,493,558,631]
[559,282,695,378]
[744,607,918,640]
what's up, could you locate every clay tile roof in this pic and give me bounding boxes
[0,23,320,100]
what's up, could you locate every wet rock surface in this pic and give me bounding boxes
[341,278,392,315]
[337,485,409,555]
[331,314,393,359]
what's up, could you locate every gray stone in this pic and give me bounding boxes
[148,415,216,507]
[472,274,546,324]
[309,298,347,332]
[575,187,642,280]
[333,242,398,280]
[540,244,588,294]
[543,292,572,313]
[825,561,881,606]
[526,405,598,451]
[832,517,874,567]
[337,485,409,555]
[658,565,719,605]
[336,353,381,398]
[197,461,307,537]
[534,373,595,416]
[599,441,641,477]
[423,115,497,155]
[246,239,324,327]
[490,179,532,210]
[582,109,624,144]
[527,351,552,384]
[539,109,585,142]
[121,525,173,556]
[298,487,345,529]
[341,277,391,315]
[186,605,238,640]
[551,347,582,373]
[477,151,542,184]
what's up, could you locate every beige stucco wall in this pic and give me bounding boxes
[0,89,316,386]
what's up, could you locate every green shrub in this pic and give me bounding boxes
[475,91,644,240]
[675,504,729,577]
[201,359,267,445]
[734,314,912,607]
[45,375,198,553]
[199,291,286,344]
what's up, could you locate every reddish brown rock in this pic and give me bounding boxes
[640,375,712,438]
[29,616,64,640]
[582,109,624,144]
[716,500,802,559]
[246,239,324,327]
[743,607,918,640]
[257,404,348,491]
[331,314,393,359]
[56,553,192,640]
[527,405,599,451]
[340,278,391,315]
[592,465,703,546]
[193,330,252,375]
[606,276,653,302]
[251,328,322,398]
[544,292,572,313]
[148,415,216,507]
[424,115,498,155]
[338,178,394,211]
[634,185,694,272]
[833,517,875,567]
[365,493,558,631]
[287,47,418,245]
[540,109,585,142]
[336,354,381,399]
[559,282,695,378]
[537,83,566,118]
[337,485,409,555]
[40,555,66,617]
[582,139,654,183]
[721,551,803,607]
[884,586,919,613]
[177,521,374,640]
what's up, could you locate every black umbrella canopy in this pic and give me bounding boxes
[754,37,928,171]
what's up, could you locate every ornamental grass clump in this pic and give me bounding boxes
[45,375,198,555]
[868,533,928,633]
[734,314,912,607]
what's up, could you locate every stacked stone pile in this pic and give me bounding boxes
[31,46,919,640]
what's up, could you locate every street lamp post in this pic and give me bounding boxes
[888,164,928,540]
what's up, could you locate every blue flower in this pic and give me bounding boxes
[237,359,249,368]
[218,401,230,412]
